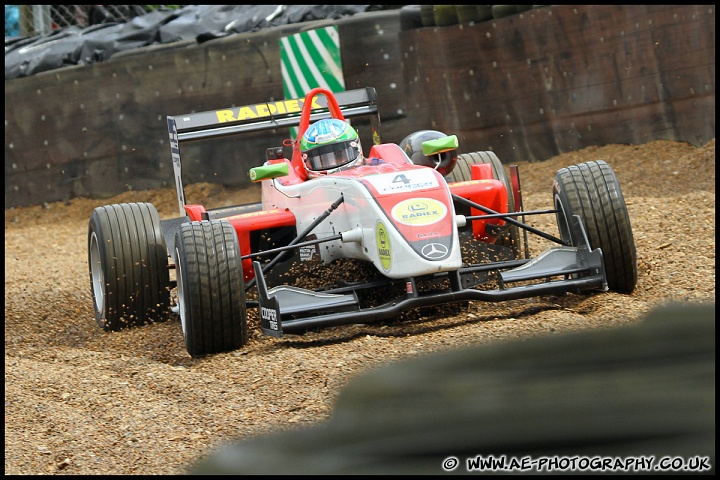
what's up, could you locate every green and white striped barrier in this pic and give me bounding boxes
[280,25,345,138]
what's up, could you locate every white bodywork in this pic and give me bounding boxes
[260,168,463,279]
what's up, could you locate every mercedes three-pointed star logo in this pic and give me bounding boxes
[421,242,449,259]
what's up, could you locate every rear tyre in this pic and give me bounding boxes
[88,202,170,331]
[553,160,637,293]
[174,220,248,357]
[448,151,521,258]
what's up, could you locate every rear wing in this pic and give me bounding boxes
[166,87,380,216]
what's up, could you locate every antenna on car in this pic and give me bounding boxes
[264,100,288,157]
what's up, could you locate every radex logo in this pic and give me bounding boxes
[376,222,391,271]
[391,198,447,226]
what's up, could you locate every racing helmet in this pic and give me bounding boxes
[399,129,458,176]
[300,118,363,175]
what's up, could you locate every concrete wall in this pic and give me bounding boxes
[4,5,715,208]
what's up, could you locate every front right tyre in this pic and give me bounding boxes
[174,220,248,357]
[553,160,637,293]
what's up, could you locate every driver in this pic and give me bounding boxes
[300,118,364,177]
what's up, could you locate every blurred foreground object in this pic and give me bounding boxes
[188,302,715,474]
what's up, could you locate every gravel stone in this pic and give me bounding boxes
[4,139,715,475]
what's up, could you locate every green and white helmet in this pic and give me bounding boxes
[300,118,363,175]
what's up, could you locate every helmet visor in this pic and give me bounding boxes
[304,140,361,171]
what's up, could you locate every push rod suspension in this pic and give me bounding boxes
[464,208,558,220]
[452,194,566,245]
[245,195,345,290]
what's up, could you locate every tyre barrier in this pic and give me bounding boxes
[399,5,423,31]
[433,4,459,27]
[420,4,435,28]
[401,5,545,30]
[492,5,534,19]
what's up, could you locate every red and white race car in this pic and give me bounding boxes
[88,86,637,357]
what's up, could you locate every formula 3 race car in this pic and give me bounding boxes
[88,86,637,358]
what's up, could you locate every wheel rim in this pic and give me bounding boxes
[175,247,187,338]
[89,231,105,315]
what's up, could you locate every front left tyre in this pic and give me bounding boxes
[174,220,248,357]
[449,150,522,259]
[88,202,170,331]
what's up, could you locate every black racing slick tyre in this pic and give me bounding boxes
[448,151,521,258]
[448,151,515,210]
[553,160,638,294]
[174,220,248,358]
[88,202,170,331]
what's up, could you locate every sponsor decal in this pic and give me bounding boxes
[364,169,439,194]
[299,245,317,261]
[391,198,448,226]
[451,180,487,187]
[167,118,180,167]
[421,242,449,260]
[215,98,323,123]
[376,222,391,271]
[261,306,279,331]
[236,209,279,217]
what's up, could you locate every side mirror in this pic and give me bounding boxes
[249,162,289,182]
[419,134,458,176]
[421,135,458,156]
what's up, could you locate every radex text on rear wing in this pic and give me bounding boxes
[166,87,381,216]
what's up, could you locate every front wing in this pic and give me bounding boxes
[255,214,607,337]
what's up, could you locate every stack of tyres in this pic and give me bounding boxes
[402,5,515,30]
[492,5,534,19]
